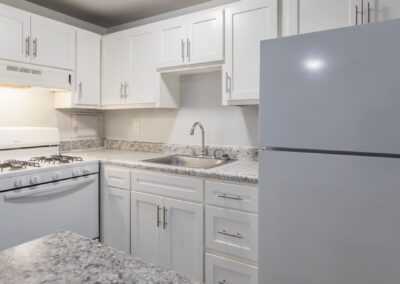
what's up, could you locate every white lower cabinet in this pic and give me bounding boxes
[102,186,130,254]
[131,171,204,282]
[206,253,258,284]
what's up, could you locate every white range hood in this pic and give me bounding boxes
[0,59,73,91]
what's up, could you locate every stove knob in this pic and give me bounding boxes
[53,172,62,181]
[30,175,40,185]
[72,168,82,177]
[15,178,25,188]
[82,167,91,175]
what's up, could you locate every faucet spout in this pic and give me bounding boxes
[190,122,207,156]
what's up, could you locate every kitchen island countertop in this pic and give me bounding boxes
[0,231,199,284]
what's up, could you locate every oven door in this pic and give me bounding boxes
[0,174,99,251]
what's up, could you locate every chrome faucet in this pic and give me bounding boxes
[190,122,208,157]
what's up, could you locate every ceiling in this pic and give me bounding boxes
[25,0,212,27]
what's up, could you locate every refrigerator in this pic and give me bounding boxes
[259,19,400,284]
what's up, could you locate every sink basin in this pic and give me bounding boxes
[142,154,234,169]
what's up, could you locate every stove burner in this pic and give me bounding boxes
[0,160,41,172]
[30,155,83,164]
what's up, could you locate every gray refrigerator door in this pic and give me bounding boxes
[260,19,400,154]
[259,150,400,284]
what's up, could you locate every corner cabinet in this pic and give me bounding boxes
[101,26,180,109]
[156,9,224,69]
[222,0,278,105]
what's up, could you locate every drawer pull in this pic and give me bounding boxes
[218,281,228,284]
[217,230,242,239]
[217,193,242,200]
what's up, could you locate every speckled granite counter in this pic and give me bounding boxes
[65,148,258,184]
[0,231,199,284]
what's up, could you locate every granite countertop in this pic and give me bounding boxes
[66,148,258,184]
[0,231,199,284]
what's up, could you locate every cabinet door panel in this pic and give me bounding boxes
[163,198,204,282]
[125,25,157,104]
[157,17,187,68]
[223,0,278,104]
[187,9,224,64]
[131,192,163,266]
[76,29,100,107]
[31,15,75,69]
[0,4,30,63]
[102,186,130,253]
[101,33,125,106]
[368,0,400,23]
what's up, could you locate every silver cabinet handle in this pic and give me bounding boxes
[217,193,242,200]
[217,281,228,284]
[25,36,30,57]
[181,39,185,62]
[78,82,83,99]
[33,38,37,58]
[186,38,190,61]
[361,0,364,24]
[217,230,243,239]
[225,72,231,94]
[163,206,167,229]
[157,205,161,227]
[124,82,128,98]
[120,82,124,99]
[367,1,371,23]
[355,5,359,25]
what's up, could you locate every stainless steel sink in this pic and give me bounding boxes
[142,154,234,169]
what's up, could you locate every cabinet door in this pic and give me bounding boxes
[131,192,164,266]
[223,0,278,105]
[75,29,100,107]
[0,4,30,63]
[163,198,204,282]
[125,25,157,104]
[283,0,356,35]
[187,9,224,65]
[367,0,400,23]
[101,32,125,106]
[31,15,75,69]
[102,186,130,253]
[156,16,187,69]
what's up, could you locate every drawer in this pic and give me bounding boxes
[206,206,258,262]
[131,171,204,202]
[103,166,131,190]
[205,181,258,212]
[206,253,258,284]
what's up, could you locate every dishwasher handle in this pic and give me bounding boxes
[3,176,96,201]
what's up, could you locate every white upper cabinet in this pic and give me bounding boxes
[125,25,157,104]
[30,15,75,70]
[364,0,400,23]
[75,29,100,107]
[101,31,125,106]
[223,0,278,105]
[187,10,224,65]
[156,9,224,69]
[0,4,30,63]
[157,16,188,69]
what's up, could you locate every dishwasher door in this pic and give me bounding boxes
[0,174,99,250]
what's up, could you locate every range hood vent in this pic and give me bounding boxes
[0,60,72,91]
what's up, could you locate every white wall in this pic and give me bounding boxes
[0,87,101,141]
[104,72,259,147]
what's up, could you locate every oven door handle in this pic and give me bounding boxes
[3,176,96,201]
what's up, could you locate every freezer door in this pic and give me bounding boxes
[259,150,400,284]
[260,19,400,154]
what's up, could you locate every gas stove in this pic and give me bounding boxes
[0,127,99,251]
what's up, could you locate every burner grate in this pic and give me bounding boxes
[30,155,83,164]
[0,160,41,172]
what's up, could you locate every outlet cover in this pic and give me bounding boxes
[133,121,140,135]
